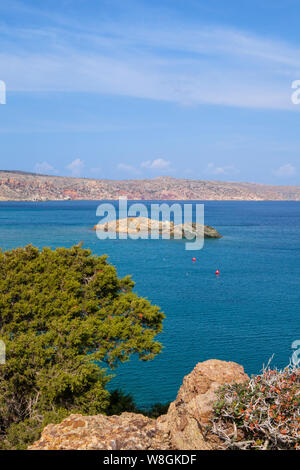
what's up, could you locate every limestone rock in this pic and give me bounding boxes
[157,359,249,450]
[28,412,172,450]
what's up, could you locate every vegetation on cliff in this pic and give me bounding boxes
[0,245,164,449]
[211,364,300,450]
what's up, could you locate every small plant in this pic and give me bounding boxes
[211,362,300,450]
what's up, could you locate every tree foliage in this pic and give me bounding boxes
[0,245,164,448]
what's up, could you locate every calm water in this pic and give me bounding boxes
[0,201,299,407]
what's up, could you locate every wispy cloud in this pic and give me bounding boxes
[273,163,296,177]
[34,161,57,174]
[1,7,300,110]
[141,158,170,170]
[66,158,85,177]
[205,162,239,176]
[117,163,141,176]
[118,158,171,176]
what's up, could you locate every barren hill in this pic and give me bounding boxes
[1,170,300,201]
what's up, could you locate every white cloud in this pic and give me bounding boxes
[273,163,296,177]
[118,158,171,176]
[117,163,141,176]
[66,158,85,177]
[34,161,57,174]
[205,162,239,176]
[141,158,170,170]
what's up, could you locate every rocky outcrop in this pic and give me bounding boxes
[93,217,222,239]
[157,360,249,450]
[29,360,249,451]
[28,413,172,450]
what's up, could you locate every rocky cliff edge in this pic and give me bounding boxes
[29,360,248,450]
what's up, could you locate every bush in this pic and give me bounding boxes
[142,402,170,419]
[105,389,170,418]
[211,364,300,450]
[105,389,139,416]
[0,245,164,448]
[1,410,70,450]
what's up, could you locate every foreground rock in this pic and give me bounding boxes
[28,413,172,450]
[29,360,248,450]
[157,360,249,450]
[93,217,222,239]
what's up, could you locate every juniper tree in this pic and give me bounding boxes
[0,245,164,448]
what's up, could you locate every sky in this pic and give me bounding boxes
[0,0,300,184]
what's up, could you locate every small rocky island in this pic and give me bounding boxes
[93,217,222,239]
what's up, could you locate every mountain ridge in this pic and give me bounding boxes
[1,170,300,201]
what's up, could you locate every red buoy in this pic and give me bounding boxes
[215,269,220,275]
[192,257,196,262]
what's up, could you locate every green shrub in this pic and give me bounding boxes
[142,402,170,419]
[1,410,69,450]
[105,389,170,419]
[105,389,139,415]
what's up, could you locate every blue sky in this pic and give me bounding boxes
[0,0,300,183]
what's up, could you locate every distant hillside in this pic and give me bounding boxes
[1,170,300,201]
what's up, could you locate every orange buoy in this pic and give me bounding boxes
[215,269,220,275]
[192,257,196,262]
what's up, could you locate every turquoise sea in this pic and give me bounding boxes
[0,200,299,407]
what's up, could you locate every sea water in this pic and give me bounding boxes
[0,200,299,407]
